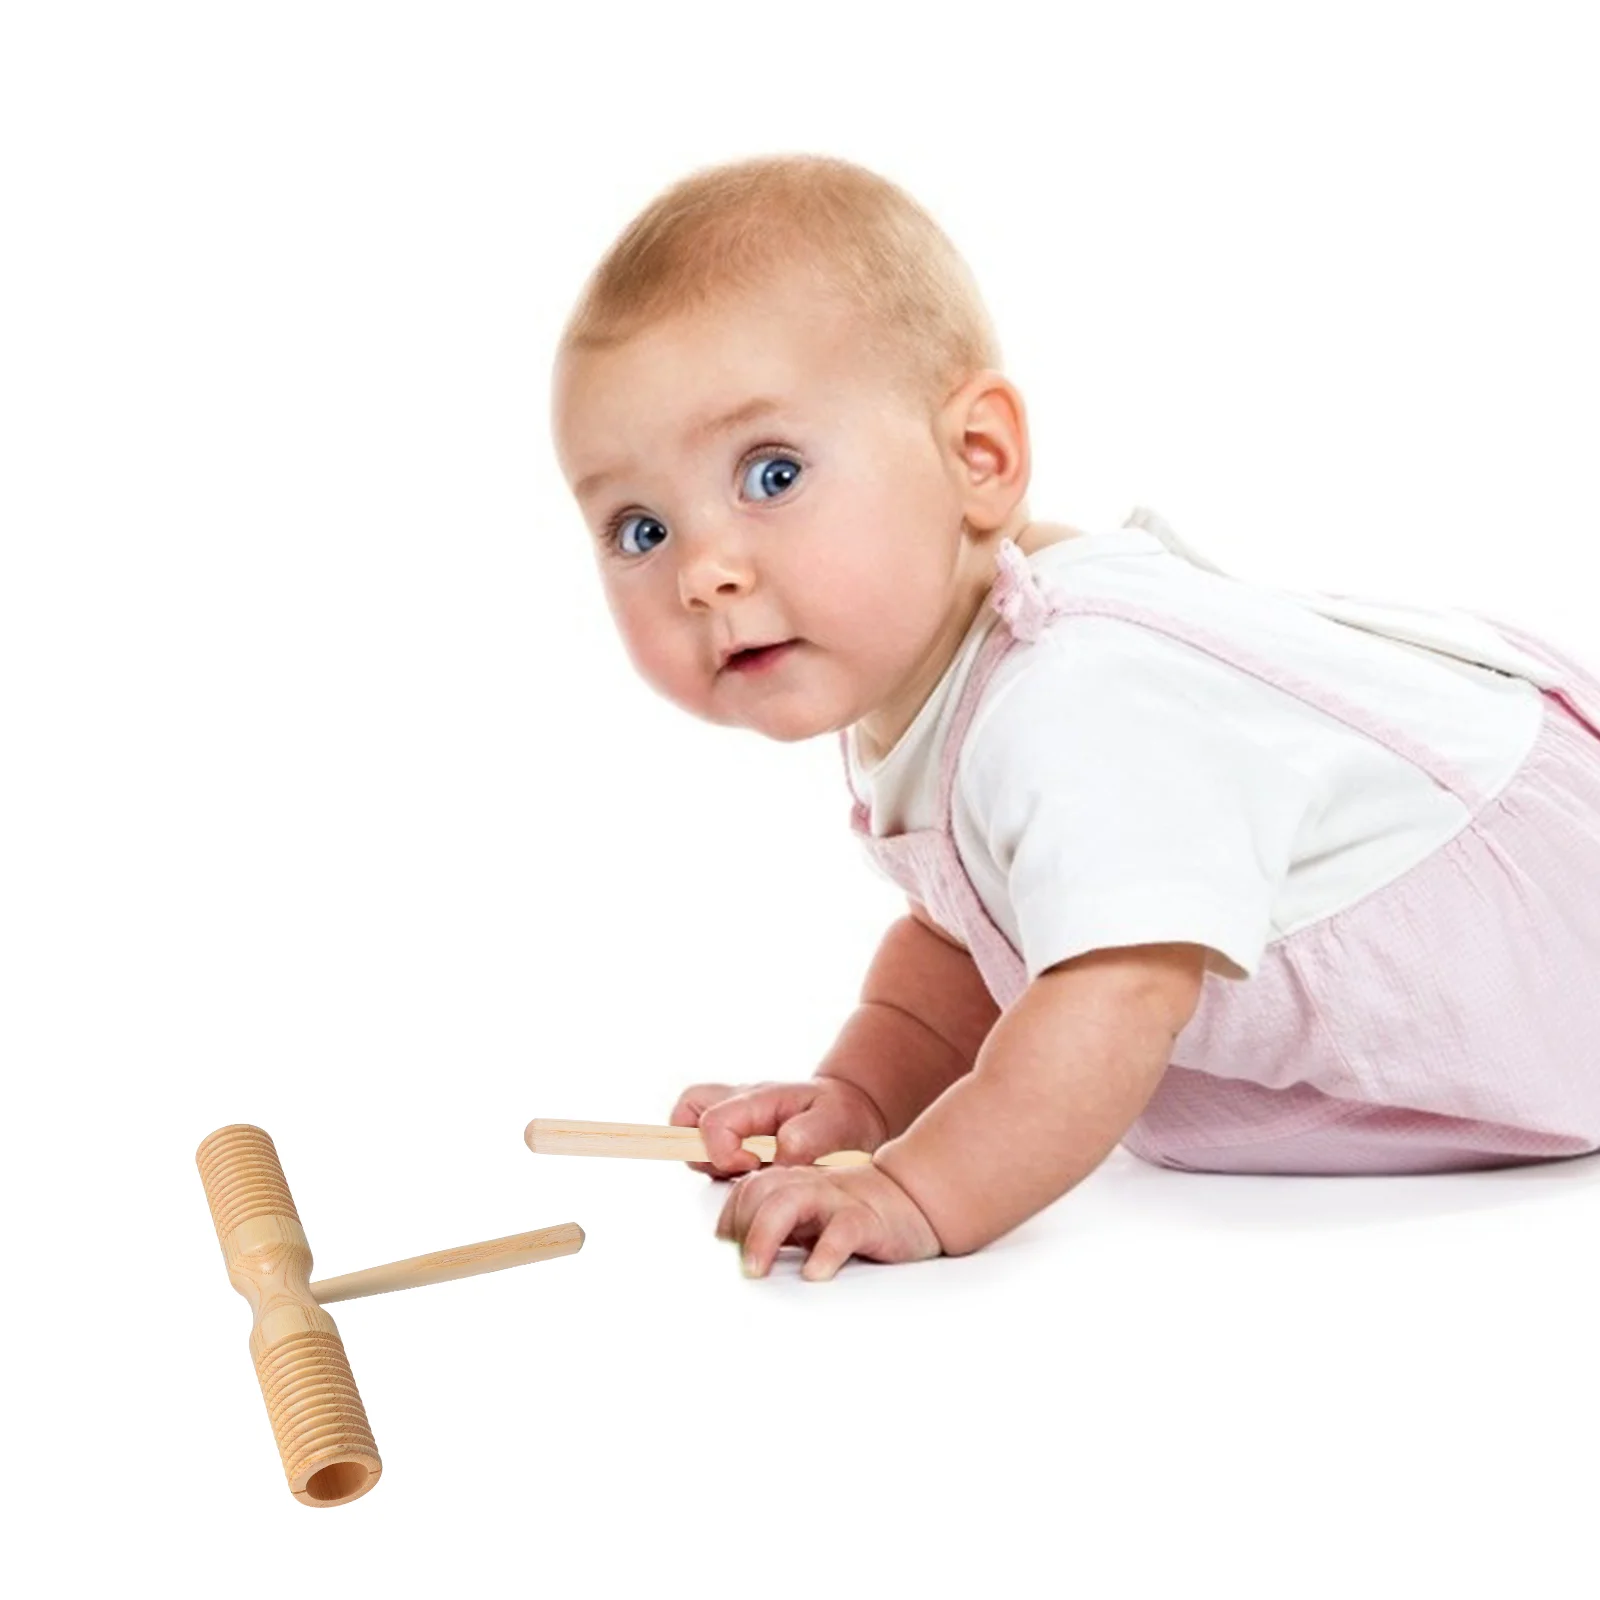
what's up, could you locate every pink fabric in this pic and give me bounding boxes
[843,543,1600,1174]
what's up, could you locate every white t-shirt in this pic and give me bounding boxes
[845,519,1547,983]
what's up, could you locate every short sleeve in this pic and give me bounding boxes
[957,620,1319,981]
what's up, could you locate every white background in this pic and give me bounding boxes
[3,3,1597,1594]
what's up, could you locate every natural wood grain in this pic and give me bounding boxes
[195,1125,382,1508]
[524,1118,873,1167]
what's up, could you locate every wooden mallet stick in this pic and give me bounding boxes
[196,1124,582,1507]
[524,1117,873,1167]
[307,1223,584,1303]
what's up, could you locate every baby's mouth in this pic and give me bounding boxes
[723,639,800,673]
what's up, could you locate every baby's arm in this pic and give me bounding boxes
[873,942,1207,1256]
[678,902,1001,1176]
[817,903,1001,1138]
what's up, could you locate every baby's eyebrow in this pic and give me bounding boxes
[682,395,786,448]
[572,396,788,504]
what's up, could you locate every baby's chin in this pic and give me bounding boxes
[720,701,844,744]
[748,714,840,745]
[693,687,852,744]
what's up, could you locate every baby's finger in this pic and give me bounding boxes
[715,1182,737,1239]
[669,1083,739,1127]
[669,1083,744,1175]
[715,1168,768,1240]
[715,1163,794,1241]
[801,1210,871,1282]
[773,1104,861,1165]
[740,1177,838,1278]
[698,1082,811,1175]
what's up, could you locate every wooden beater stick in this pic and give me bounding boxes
[524,1118,873,1167]
[309,1222,584,1303]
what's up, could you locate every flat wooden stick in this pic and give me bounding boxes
[308,1222,585,1304]
[523,1118,873,1168]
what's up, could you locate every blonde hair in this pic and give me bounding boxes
[558,154,1002,413]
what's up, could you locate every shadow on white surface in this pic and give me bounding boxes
[1092,1144,1600,1232]
[669,1140,1600,1285]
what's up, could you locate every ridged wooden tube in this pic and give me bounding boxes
[196,1125,382,1508]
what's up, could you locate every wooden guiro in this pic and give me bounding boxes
[196,1124,583,1507]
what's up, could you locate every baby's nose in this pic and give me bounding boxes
[677,541,756,609]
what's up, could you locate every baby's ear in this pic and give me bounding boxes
[941,370,1030,531]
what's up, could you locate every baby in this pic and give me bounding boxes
[550,154,1600,1281]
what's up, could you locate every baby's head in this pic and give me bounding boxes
[551,154,1032,749]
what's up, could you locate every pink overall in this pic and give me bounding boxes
[843,536,1600,1174]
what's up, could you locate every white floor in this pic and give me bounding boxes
[19,1088,1598,1596]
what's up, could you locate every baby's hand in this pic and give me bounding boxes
[717,1162,943,1281]
[668,1078,889,1179]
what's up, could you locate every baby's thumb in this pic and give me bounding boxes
[773,1108,850,1166]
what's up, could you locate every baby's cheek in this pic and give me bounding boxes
[619,620,714,713]
[838,589,928,682]
[629,631,690,694]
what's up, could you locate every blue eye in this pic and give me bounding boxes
[741,454,802,501]
[612,514,668,557]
